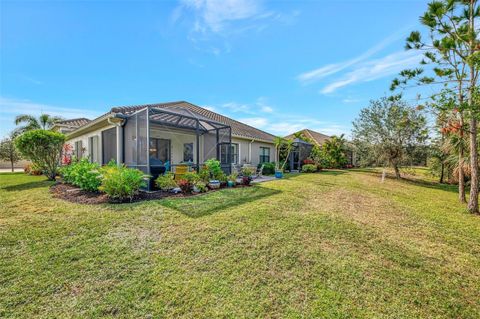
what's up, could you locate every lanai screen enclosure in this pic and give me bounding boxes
[122,105,232,189]
[288,138,313,171]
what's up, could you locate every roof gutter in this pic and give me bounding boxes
[66,112,128,139]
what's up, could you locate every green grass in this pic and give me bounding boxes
[1,170,479,318]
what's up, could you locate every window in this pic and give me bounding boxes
[183,143,194,162]
[259,147,270,164]
[102,128,117,165]
[89,136,99,164]
[74,141,83,159]
[220,143,238,164]
[149,138,170,164]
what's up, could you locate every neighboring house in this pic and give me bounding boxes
[285,128,356,167]
[57,101,276,180]
[52,118,92,134]
[285,129,331,147]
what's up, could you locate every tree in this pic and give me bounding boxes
[0,136,22,172]
[15,130,66,180]
[274,136,293,171]
[14,113,64,135]
[391,0,479,211]
[352,97,428,179]
[320,135,348,168]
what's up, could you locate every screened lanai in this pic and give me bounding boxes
[122,105,232,188]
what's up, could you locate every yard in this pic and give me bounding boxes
[1,169,479,318]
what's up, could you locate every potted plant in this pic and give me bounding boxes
[241,167,254,185]
[273,136,293,179]
[227,172,238,187]
[275,169,284,179]
[208,180,221,189]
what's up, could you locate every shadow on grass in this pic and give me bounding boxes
[160,186,281,218]
[1,179,52,192]
[350,168,457,193]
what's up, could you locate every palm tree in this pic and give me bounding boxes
[14,113,64,135]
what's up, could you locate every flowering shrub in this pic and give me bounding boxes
[62,143,73,165]
[303,158,315,165]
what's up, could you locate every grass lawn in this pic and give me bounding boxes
[1,170,480,318]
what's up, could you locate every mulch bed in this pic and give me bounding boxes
[50,182,251,205]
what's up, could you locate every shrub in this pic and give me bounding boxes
[205,158,223,179]
[241,166,255,177]
[183,172,200,184]
[194,181,208,193]
[24,163,42,175]
[177,179,192,194]
[61,158,101,192]
[301,164,317,173]
[15,130,66,180]
[228,172,238,182]
[99,165,147,202]
[303,158,315,165]
[155,172,177,191]
[198,168,210,182]
[242,176,252,186]
[259,162,275,175]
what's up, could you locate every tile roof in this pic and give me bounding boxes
[109,101,275,142]
[285,129,331,146]
[56,118,91,127]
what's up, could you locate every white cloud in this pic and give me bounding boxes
[342,98,360,104]
[174,0,299,54]
[221,101,254,114]
[239,117,268,128]
[181,0,261,33]
[256,97,274,113]
[320,50,422,94]
[297,28,409,83]
[0,97,102,138]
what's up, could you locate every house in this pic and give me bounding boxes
[285,129,356,168]
[53,101,276,181]
[53,118,92,134]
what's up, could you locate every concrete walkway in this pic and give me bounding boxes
[0,168,23,173]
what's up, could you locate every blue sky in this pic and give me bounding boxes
[0,0,430,138]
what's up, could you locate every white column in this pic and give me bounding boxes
[116,125,123,166]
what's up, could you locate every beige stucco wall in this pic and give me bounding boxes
[67,124,116,164]
[231,137,275,166]
[66,122,276,168]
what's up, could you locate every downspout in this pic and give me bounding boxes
[248,139,255,164]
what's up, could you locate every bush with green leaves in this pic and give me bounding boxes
[60,158,102,191]
[99,165,147,202]
[301,164,317,173]
[241,166,255,177]
[155,172,177,191]
[259,162,275,175]
[194,181,208,193]
[183,172,200,184]
[204,158,223,179]
[14,129,65,180]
